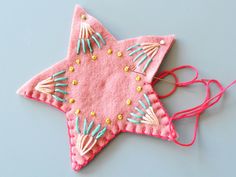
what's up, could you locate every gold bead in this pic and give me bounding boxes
[136,86,142,92]
[76,59,80,65]
[107,49,113,55]
[72,80,78,85]
[81,14,87,20]
[124,66,129,72]
[69,66,74,72]
[136,75,141,81]
[75,109,80,114]
[90,111,96,116]
[117,114,123,120]
[69,98,75,104]
[91,55,97,61]
[105,118,111,125]
[117,51,123,57]
[126,99,132,105]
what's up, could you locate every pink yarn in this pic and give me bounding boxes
[152,65,236,146]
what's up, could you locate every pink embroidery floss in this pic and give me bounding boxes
[151,65,236,146]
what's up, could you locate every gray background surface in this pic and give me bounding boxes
[0,0,236,177]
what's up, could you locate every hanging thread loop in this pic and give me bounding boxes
[152,65,236,146]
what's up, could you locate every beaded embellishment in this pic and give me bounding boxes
[35,70,68,102]
[127,41,165,73]
[75,117,107,156]
[127,94,160,126]
[76,21,106,54]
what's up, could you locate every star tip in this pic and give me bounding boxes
[75,4,82,9]
[16,86,26,96]
[16,89,22,95]
[169,34,176,41]
[74,4,86,12]
[166,35,176,46]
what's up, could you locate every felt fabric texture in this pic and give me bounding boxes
[17,5,176,171]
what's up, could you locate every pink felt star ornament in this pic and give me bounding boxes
[17,5,176,171]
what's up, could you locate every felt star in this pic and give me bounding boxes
[17,5,176,171]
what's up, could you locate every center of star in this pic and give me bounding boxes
[69,49,140,121]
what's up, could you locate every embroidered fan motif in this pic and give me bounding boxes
[75,117,107,156]
[127,93,160,126]
[76,21,106,54]
[127,40,165,73]
[35,70,68,102]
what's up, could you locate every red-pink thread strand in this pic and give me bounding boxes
[152,65,236,147]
